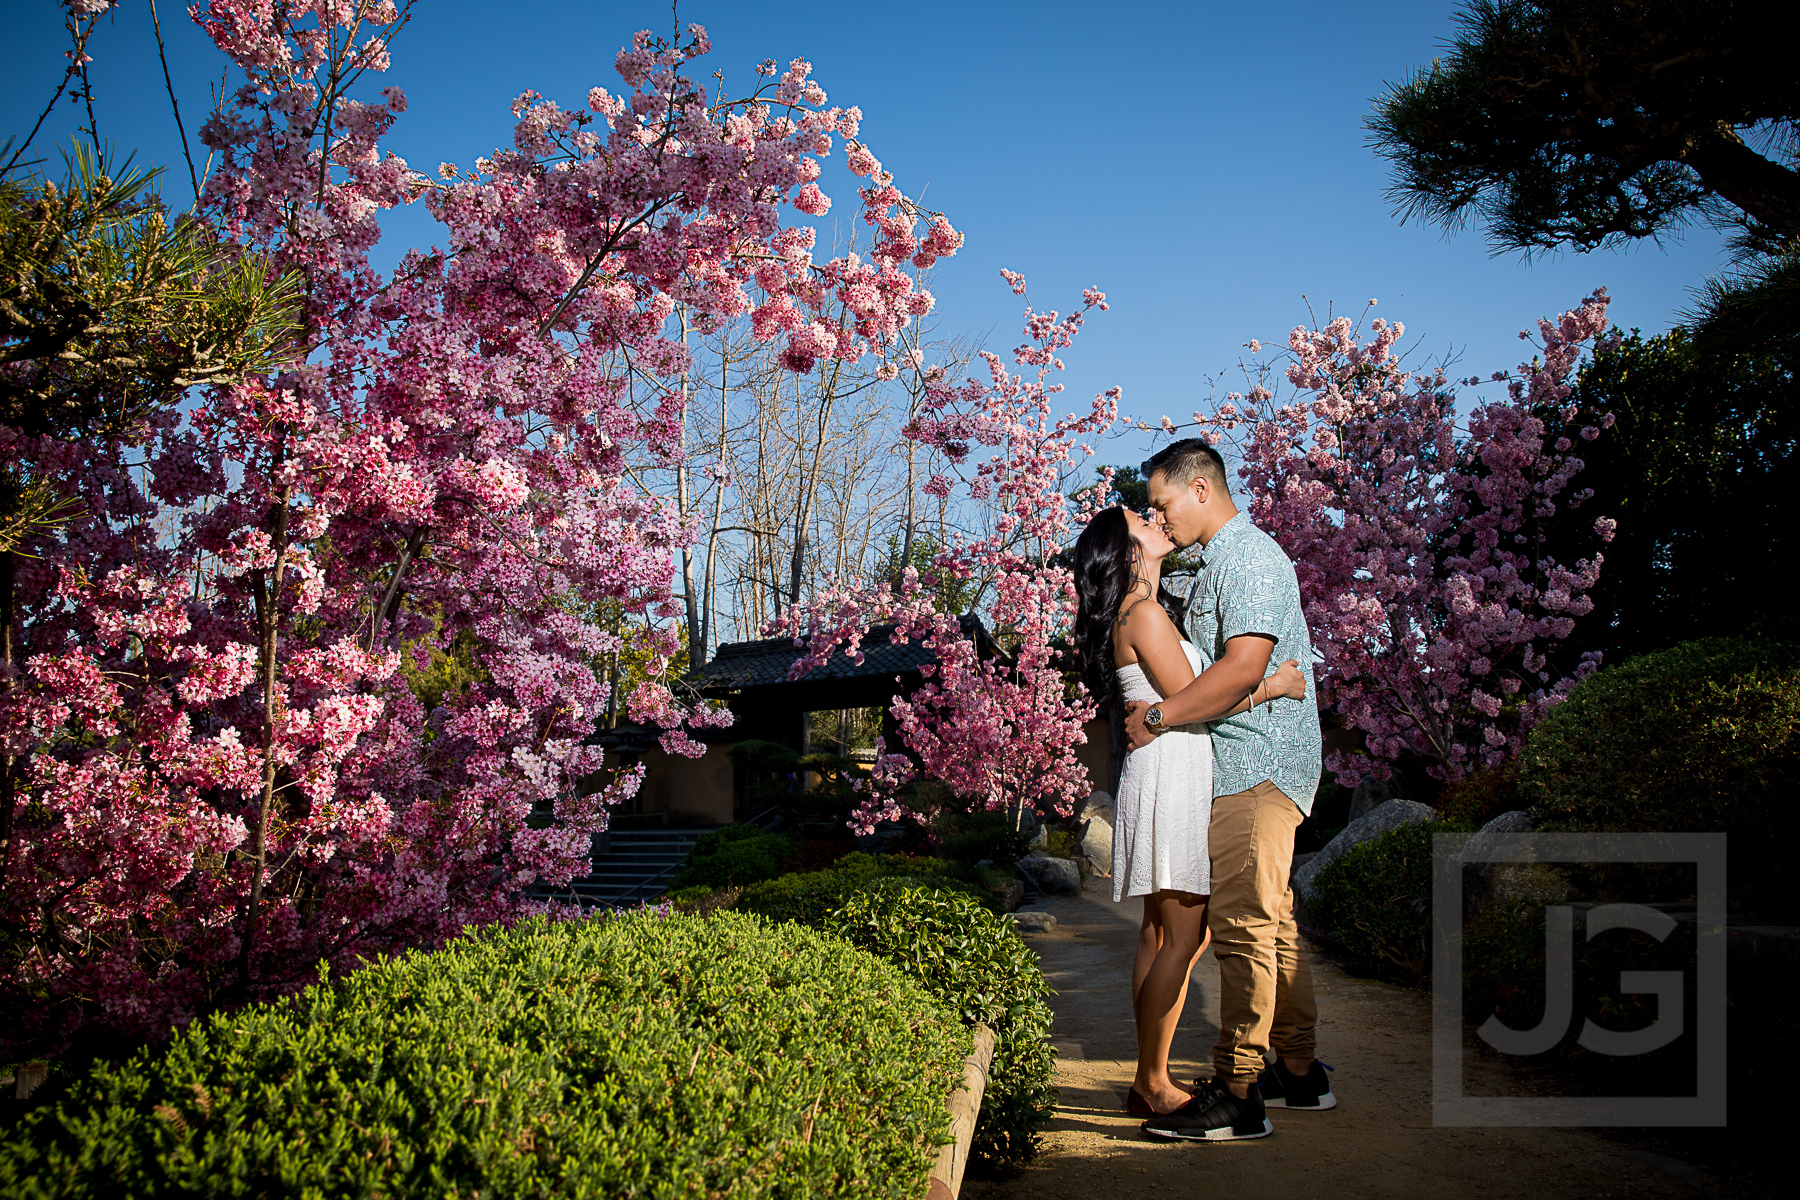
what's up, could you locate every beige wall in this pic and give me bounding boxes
[607,719,1114,826]
[1075,717,1113,797]
[605,743,736,824]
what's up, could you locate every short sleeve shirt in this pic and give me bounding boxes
[1163,514,1321,814]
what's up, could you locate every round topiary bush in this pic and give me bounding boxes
[1304,821,1437,984]
[827,880,1056,1173]
[0,911,968,1198]
[670,823,798,889]
[1519,636,1800,915]
[734,852,997,924]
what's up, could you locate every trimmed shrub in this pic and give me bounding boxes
[670,823,797,889]
[1520,636,1800,915]
[735,852,999,924]
[822,881,1056,1172]
[0,912,968,1198]
[1305,821,1449,984]
[1436,761,1520,826]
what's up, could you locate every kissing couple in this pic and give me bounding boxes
[1072,438,1333,1142]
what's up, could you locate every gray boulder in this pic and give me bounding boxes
[1348,777,1398,823]
[1018,851,1083,894]
[1294,798,1436,904]
[1083,789,1115,822]
[1008,910,1058,933]
[1081,814,1114,877]
[1461,809,1534,864]
[1458,810,1571,911]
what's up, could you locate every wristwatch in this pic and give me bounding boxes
[1144,705,1165,731]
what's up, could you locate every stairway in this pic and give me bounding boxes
[532,827,716,909]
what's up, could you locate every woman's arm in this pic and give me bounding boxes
[1217,658,1306,718]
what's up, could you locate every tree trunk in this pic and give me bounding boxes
[1682,123,1800,238]
[367,525,427,653]
[239,456,292,992]
[700,353,729,657]
[788,359,844,608]
[0,550,16,874]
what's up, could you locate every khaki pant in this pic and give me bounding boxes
[1208,779,1317,1081]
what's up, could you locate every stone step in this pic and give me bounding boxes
[533,825,730,908]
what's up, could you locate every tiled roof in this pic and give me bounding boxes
[687,617,994,694]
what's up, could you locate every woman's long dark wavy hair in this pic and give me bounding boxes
[1071,506,1137,708]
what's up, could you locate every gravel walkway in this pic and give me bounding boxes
[962,877,1713,1200]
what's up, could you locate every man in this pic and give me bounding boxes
[1124,438,1332,1142]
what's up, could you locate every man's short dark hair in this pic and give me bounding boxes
[1142,438,1228,492]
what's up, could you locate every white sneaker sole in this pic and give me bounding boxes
[1265,1090,1337,1110]
[1144,1117,1274,1142]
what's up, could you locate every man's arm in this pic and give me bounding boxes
[1123,633,1275,750]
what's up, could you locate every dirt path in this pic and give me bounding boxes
[962,878,1710,1200]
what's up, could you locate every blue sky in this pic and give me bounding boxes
[4,0,1731,469]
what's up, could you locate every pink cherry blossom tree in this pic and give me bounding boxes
[1151,293,1620,785]
[771,274,1118,834]
[0,2,959,1056]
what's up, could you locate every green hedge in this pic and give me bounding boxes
[670,823,798,890]
[828,882,1056,1172]
[0,912,968,1198]
[1304,821,1441,984]
[735,852,1001,923]
[1520,636,1800,915]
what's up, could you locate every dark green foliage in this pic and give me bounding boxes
[671,823,798,890]
[1550,329,1797,660]
[0,912,968,1198]
[1461,897,1698,1051]
[1305,822,1442,983]
[1367,0,1800,258]
[724,740,871,821]
[876,531,979,615]
[735,852,998,924]
[399,619,488,717]
[813,881,1056,1172]
[1520,637,1800,916]
[930,807,1029,868]
[1437,762,1521,826]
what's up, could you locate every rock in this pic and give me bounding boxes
[1462,809,1534,864]
[1029,823,1050,850]
[1457,810,1572,911]
[1009,910,1058,933]
[1289,850,1316,883]
[1348,777,1398,823]
[1017,851,1083,894]
[1083,789,1115,822]
[1294,798,1436,904]
[1081,814,1114,877]
[989,878,1025,913]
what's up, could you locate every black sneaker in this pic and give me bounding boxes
[1257,1059,1336,1111]
[1142,1079,1272,1141]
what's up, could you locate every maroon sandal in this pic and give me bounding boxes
[1126,1083,1195,1117]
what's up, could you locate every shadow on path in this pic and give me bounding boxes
[963,877,1710,1200]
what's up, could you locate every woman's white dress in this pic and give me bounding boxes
[1111,640,1213,902]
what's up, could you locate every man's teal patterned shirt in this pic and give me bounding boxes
[1163,513,1322,814]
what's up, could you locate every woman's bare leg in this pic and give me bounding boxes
[1133,895,1162,1017]
[1132,889,1210,1113]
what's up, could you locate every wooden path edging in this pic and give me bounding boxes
[926,1023,996,1200]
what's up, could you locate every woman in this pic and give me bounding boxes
[1072,506,1307,1118]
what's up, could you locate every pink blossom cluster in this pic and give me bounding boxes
[0,6,951,1055]
[770,276,1116,833]
[1154,292,1619,783]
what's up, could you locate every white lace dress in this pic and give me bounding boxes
[1111,640,1214,902]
